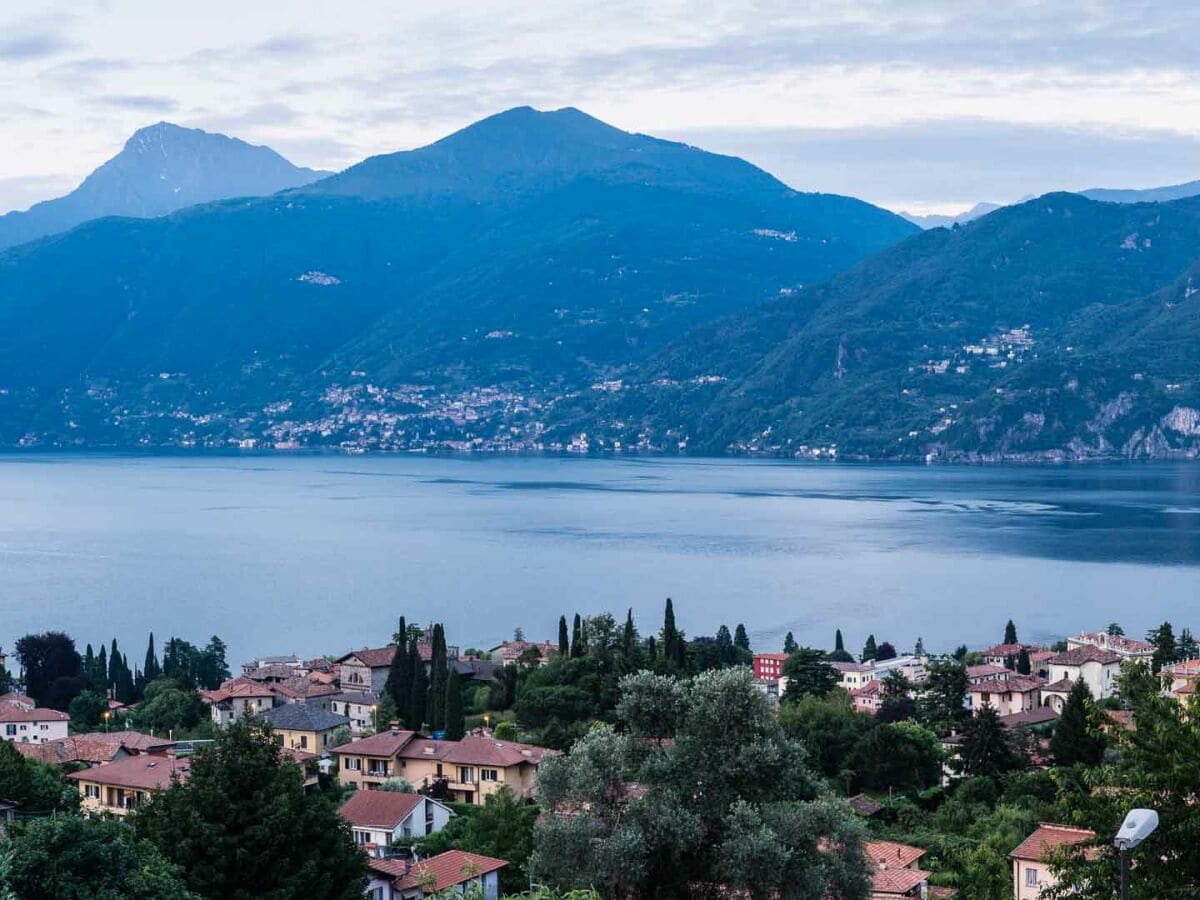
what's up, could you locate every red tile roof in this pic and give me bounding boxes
[14,731,173,765]
[1010,824,1096,861]
[999,707,1060,729]
[339,644,434,668]
[1070,632,1153,654]
[0,700,68,723]
[399,738,454,762]
[1047,646,1122,667]
[443,735,554,768]
[67,755,190,791]
[871,866,929,896]
[331,727,417,758]
[970,675,1045,694]
[979,643,1028,657]
[966,664,1009,680]
[865,840,927,870]
[1042,678,1076,693]
[395,850,507,893]
[848,794,884,816]
[205,679,279,702]
[340,790,423,829]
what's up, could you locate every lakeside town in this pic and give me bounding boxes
[1,606,1198,898]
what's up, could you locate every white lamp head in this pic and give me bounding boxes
[1114,809,1159,850]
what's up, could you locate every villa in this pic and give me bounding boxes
[0,692,69,744]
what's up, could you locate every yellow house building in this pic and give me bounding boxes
[260,702,350,753]
[67,755,191,816]
[331,726,552,804]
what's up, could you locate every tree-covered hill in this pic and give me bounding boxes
[560,193,1200,460]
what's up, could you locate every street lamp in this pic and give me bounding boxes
[483,713,490,733]
[102,710,111,733]
[1114,808,1158,900]
[371,705,378,733]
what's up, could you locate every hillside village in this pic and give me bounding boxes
[1,610,1199,898]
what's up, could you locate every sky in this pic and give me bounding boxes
[2,0,1200,216]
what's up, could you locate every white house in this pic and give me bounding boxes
[1044,646,1122,700]
[1066,631,1154,664]
[0,693,69,744]
[830,661,875,691]
[366,850,506,900]
[339,791,453,856]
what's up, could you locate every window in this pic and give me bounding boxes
[354,831,371,845]
[345,758,361,771]
[85,784,100,799]
[1025,867,1038,887]
[368,760,389,776]
[300,735,308,749]
[4,725,13,736]
[458,766,475,783]
[481,768,499,782]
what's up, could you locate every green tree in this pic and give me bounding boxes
[914,636,925,657]
[778,693,871,782]
[143,633,161,684]
[132,677,206,735]
[734,623,750,653]
[132,718,365,900]
[427,624,449,730]
[1004,620,1018,645]
[1178,627,1199,661]
[715,625,736,666]
[407,639,428,731]
[444,670,466,740]
[196,636,230,690]
[0,739,78,812]
[558,616,569,656]
[532,668,867,899]
[0,815,197,900]
[780,649,837,702]
[918,661,969,735]
[860,635,876,663]
[783,632,798,654]
[956,707,1023,778]
[1016,647,1031,675]
[14,632,82,708]
[383,619,411,725]
[1049,680,1106,767]
[1106,622,1124,636]
[1147,621,1177,672]
[849,720,943,793]
[569,613,583,659]
[68,689,108,732]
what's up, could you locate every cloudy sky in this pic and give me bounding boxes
[2,0,1199,215]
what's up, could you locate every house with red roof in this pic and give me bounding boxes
[339,790,452,857]
[367,850,507,899]
[864,840,930,898]
[1067,631,1154,664]
[204,678,282,726]
[338,636,459,695]
[490,640,557,667]
[331,724,554,804]
[850,679,885,714]
[15,731,174,767]
[1045,646,1123,700]
[0,692,68,744]
[968,675,1046,716]
[1010,823,1096,899]
[68,755,191,816]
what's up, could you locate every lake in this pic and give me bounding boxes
[1,454,1198,667]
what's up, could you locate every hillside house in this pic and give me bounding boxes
[0,693,68,744]
[968,675,1045,716]
[865,840,930,899]
[1067,631,1154,664]
[68,755,191,816]
[340,790,453,856]
[1010,824,1096,900]
[1044,646,1122,700]
[367,850,507,900]
[259,702,350,753]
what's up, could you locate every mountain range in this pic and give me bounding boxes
[566,192,1200,459]
[1,108,1199,459]
[0,123,327,252]
[0,107,916,450]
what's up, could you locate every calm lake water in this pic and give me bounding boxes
[1,454,1198,667]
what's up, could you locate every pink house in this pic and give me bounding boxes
[968,675,1045,716]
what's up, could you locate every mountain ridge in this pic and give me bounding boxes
[0,122,328,252]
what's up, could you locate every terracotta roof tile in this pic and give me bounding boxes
[394,850,507,893]
[1046,646,1122,666]
[1010,824,1097,861]
[0,700,68,723]
[331,727,416,758]
[871,866,929,895]
[865,840,927,870]
[442,735,553,767]
[67,755,190,791]
[339,791,423,829]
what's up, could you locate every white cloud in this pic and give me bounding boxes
[1,0,1199,212]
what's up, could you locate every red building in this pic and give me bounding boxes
[753,652,789,681]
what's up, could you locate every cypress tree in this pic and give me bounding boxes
[734,624,750,652]
[647,636,657,664]
[570,614,583,658]
[1004,620,1018,645]
[835,629,845,653]
[97,645,108,694]
[662,597,679,663]
[558,616,569,656]
[1050,680,1106,766]
[427,625,447,731]
[1148,621,1177,672]
[384,618,411,722]
[622,609,636,659]
[783,632,798,654]
[861,635,877,663]
[84,644,96,685]
[407,640,427,731]
[444,670,465,741]
[715,625,735,666]
[143,633,159,683]
[1016,647,1031,675]
[109,639,121,688]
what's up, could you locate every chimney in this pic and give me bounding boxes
[389,721,400,734]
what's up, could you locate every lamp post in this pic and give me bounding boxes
[1114,808,1158,900]
[102,710,110,733]
[371,705,378,733]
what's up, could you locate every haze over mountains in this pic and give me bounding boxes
[0,106,1199,459]
[0,123,327,251]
